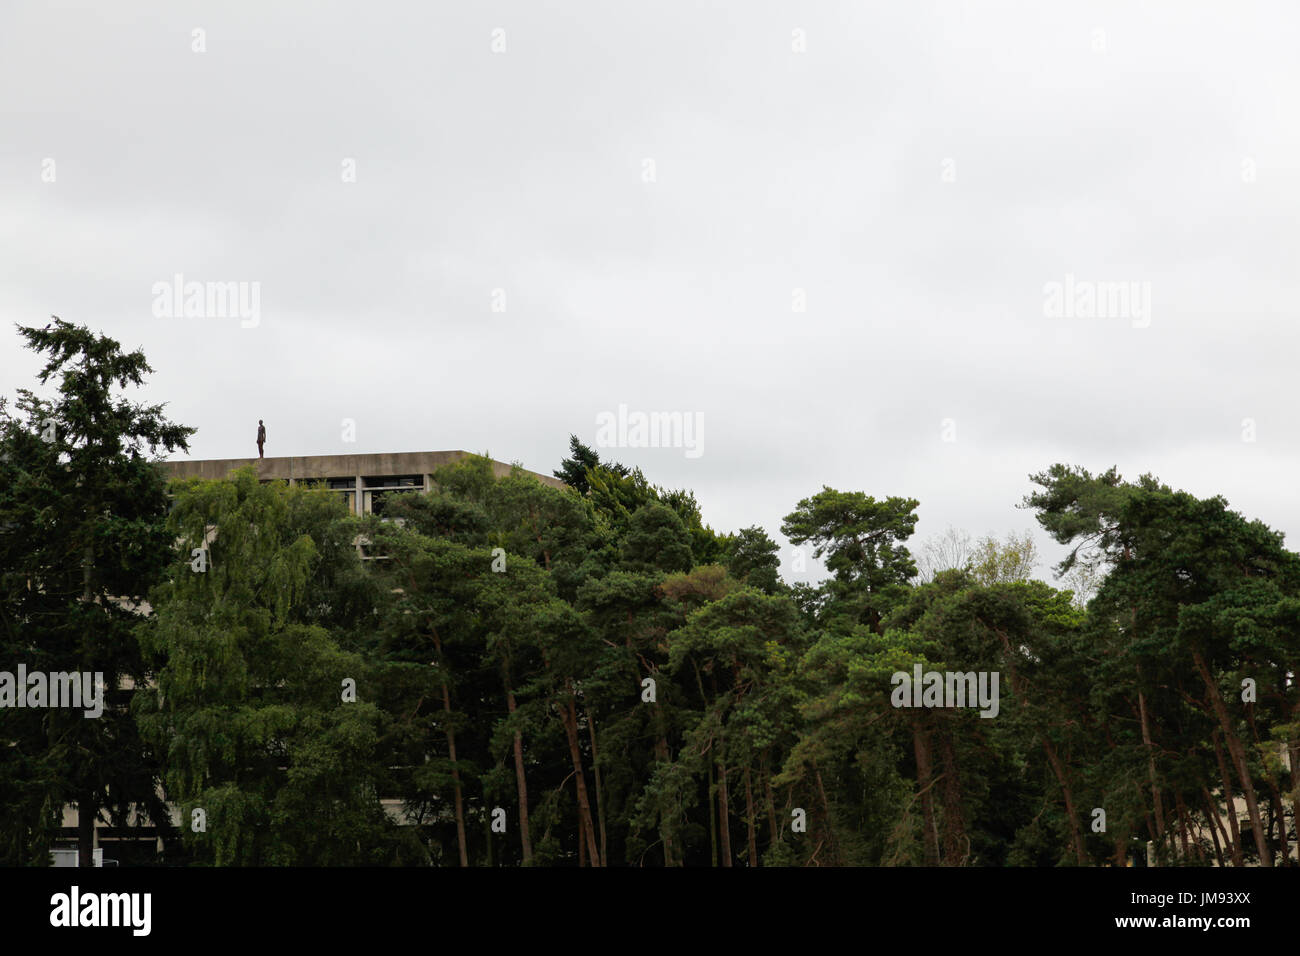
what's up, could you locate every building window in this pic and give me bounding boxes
[362,476,422,516]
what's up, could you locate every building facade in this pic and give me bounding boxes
[161,449,566,515]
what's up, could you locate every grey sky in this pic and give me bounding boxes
[3,1,1297,584]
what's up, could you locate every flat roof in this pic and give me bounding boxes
[159,450,567,489]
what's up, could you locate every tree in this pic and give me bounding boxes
[669,588,806,866]
[620,503,693,574]
[0,318,194,866]
[1025,463,1300,866]
[969,531,1039,586]
[553,435,627,494]
[781,488,920,634]
[136,468,413,864]
[915,526,974,583]
[726,526,783,595]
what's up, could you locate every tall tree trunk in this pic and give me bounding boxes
[936,722,967,866]
[1245,703,1290,863]
[990,622,1085,864]
[763,757,780,847]
[1201,785,1231,867]
[744,766,759,867]
[1265,782,1286,861]
[1202,790,1225,867]
[1042,739,1088,865]
[1131,613,1166,858]
[504,676,532,865]
[642,653,678,866]
[1136,669,1167,847]
[637,648,677,866]
[653,728,676,867]
[1174,792,1193,860]
[1211,731,1245,866]
[812,762,839,866]
[706,754,718,867]
[691,659,717,868]
[1194,649,1272,865]
[717,745,733,867]
[586,711,607,867]
[79,541,96,868]
[710,671,733,868]
[560,690,601,866]
[1281,695,1300,864]
[77,791,95,868]
[441,685,468,867]
[1290,719,1300,864]
[431,631,468,867]
[913,718,940,866]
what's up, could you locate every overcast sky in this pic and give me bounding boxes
[2,1,1297,584]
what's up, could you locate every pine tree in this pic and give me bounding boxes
[0,318,193,866]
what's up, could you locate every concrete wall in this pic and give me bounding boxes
[159,449,568,490]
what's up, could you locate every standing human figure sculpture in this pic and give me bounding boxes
[256,420,266,459]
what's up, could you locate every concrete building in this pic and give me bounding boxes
[161,449,566,515]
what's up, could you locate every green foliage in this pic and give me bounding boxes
[136,470,419,865]
[782,488,920,634]
[553,434,628,495]
[7,324,1299,869]
[0,319,193,865]
[725,526,783,594]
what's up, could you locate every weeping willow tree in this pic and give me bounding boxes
[135,468,420,865]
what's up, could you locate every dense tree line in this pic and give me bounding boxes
[2,321,1297,865]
